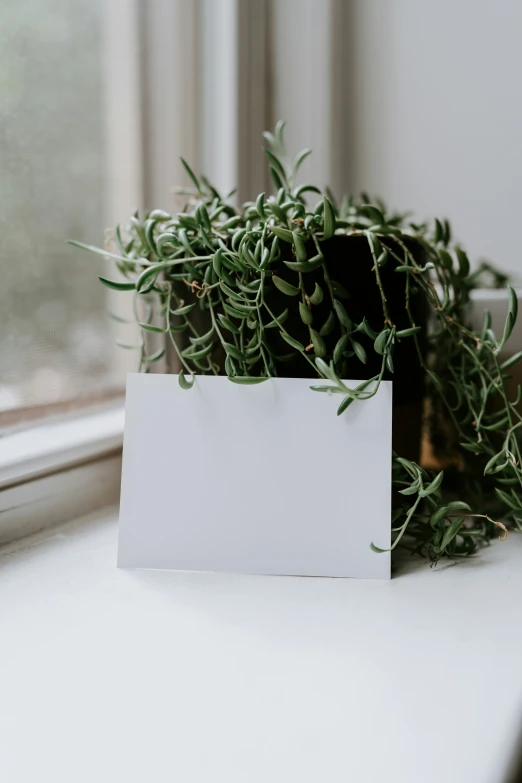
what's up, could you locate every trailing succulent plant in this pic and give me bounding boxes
[71,121,521,562]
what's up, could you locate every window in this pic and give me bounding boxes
[0,0,128,420]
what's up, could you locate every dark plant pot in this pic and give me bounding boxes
[263,234,428,461]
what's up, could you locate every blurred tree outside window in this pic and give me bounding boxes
[0,0,120,416]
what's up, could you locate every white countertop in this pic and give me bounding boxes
[1,509,521,783]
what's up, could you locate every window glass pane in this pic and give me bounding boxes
[0,0,119,414]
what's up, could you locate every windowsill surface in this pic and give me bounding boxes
[1,509,522,782]
[0,405,124,488]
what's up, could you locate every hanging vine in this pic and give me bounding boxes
[71,122,519,562]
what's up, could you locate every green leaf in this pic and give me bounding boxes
[399,483,421,496]
[310,329,326,358]
[223,302,248,319]
[319,311,336,337]
[189,326,215,346]
[136,260,186,292]
[501,314,515,348]
[438,249,453,271]
[272,275,300,296]
[180,157,200,190]
[310,384,343,393]
[265,308,289,328]
[267,225,293,243]
[337,396,353,415]
[509,284,518,323]
[299,302,313,325]
[275,119,286,144]
[146,347,166,363]
[293,184,321,199]
[440,517,464,551]
[495,487,522,510]
[269,166,284,190]
[500,351,522,370]
[351,339,367,364]
[224,342,246,361]
[420,470,444,497]
[501,286,519,347]
[309,283,324,305]
[171,303,196,316]
[224,354,236,377]
[99,276,136,291]
[266,198,287,224]
[182,343,214,360]
[484,452,504,475]
[283,254,324,273]
[455,247,470,278]
[68,240,131,264]
[139,322,166,333]
[228,376,269,385]
[386,353,394,373]
[395,456,418,478]
[218,314,240,334]
[315,357,337,381]
[256,192,266,218]
[212,248,223,276]
[226,299,259,314]
[264,148,286,179]
[323,197,336,240]
[219,281,243,300]
[292,231,308,262]
[396,326,421,338]
[236,278,262,294]
[293,148,312,173]
[361,204,385,225]
[334,334,350,365]
[359,317,377,339]
[149,209,171,221]
[430,502,471,529]
[374,330,389,355]
[178,370,195,389]
[195,202,211,231]
[335,379,374,415]
[377,250,388,267]
[370,542,388,554]
[333,299,351,329]
[366,231,383,258]
[280,332,304,351]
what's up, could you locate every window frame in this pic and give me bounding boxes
[0,406,124,545]
[0,0,146,541]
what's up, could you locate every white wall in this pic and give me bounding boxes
[268,0,342,194]
[347,0,522,278]
[267,0,522,278]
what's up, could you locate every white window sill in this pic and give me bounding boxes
[0,406,123,545]
[0,406,124,488]
[0,508,521,783]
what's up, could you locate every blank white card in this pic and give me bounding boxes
[118,374,392,579]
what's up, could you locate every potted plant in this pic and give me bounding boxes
[72,122,519,562]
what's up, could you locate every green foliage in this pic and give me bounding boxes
[73,122,520,563]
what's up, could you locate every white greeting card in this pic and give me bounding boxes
[118,373,392,579]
